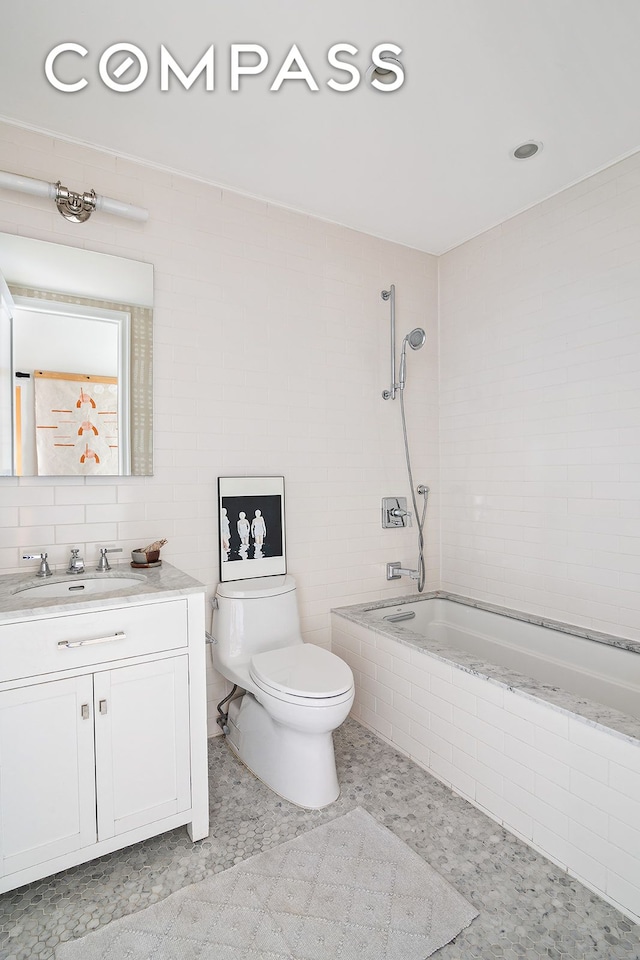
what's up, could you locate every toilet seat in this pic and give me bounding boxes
[250,643,354,703]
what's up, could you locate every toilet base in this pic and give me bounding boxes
[225,694,340,809]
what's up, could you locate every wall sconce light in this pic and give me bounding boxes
[0,169,148,223]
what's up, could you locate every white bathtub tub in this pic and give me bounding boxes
[367,598,640,720]
[331,593,640,923]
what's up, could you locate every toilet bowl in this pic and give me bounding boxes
[211,575,355,808]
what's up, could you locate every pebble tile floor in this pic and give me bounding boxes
[1,718,638,960]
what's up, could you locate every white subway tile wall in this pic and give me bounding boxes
[332,613,640,923]
[0,120,439,735]
[438,152,640,639]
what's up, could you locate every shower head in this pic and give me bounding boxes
[407,327,426,350]
[398,328,426,390]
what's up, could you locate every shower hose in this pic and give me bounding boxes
[399,387,429,592]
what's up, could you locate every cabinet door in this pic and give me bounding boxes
[94,656,191,840]
[0,676,96,876]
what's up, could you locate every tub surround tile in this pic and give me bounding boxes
[504,689,569,736]
[485,698,534,745]
[609,762,640,800]
[568,718,640,771]
[535,726,609,783]
[477,741,534,793]
[332,592,640,744]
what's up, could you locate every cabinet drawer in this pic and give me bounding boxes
[1,600,188,682]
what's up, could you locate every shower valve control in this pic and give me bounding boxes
[382,497,412,528]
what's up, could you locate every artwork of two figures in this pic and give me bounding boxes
[220,495,282,562]
[218,477,286,582]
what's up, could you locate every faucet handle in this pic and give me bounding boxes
[23,552,52,578]
[97,547,122,572]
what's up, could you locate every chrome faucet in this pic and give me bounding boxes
[67,548,85,574]
[22,552,52,578]
[97,547,122,572]
[386,562,419,581]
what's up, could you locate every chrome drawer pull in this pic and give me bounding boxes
[382,611,416,623]
[58,631,126,649]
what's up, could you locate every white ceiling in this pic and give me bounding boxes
[2,0,640,254]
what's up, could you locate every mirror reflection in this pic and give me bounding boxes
[0,233,153,477]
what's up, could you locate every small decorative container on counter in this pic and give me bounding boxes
[131,538,167,568]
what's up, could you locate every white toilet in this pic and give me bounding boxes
[211,574,355,809]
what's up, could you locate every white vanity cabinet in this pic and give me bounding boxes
[0,575,208,894]
[93,656,191,841]
[0,674,97,877]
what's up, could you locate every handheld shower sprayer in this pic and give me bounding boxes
[407,327,427,350]
[398,328,427,390]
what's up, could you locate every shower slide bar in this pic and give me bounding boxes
[381,284,397,399]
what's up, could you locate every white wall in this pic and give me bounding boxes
[0,231,153,305]
[0,120,440,734]
[439,151,640,640]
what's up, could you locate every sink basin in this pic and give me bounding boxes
[13,574,146,599]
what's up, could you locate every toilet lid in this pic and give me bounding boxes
[250,644,353,699]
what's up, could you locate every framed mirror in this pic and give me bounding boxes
[0,233,153,477]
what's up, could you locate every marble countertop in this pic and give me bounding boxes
[332,590,640,745]
[0,562,204,624]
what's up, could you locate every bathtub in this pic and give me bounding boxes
[368,597,640,720]
[331,592,640,923]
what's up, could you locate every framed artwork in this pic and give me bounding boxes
[218,476,286,582]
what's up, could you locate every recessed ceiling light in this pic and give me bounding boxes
[512,140,543,160]
[366,56,403,86]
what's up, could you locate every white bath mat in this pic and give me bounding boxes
[55,807,478,960]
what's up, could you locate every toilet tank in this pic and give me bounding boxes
[212,574,302,668]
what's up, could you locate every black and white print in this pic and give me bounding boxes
[218,476,286,582]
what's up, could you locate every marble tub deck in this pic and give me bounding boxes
[1,719,638,960]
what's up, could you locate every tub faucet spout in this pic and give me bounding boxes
[386,562,419,581]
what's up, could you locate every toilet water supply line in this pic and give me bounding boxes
[207,596,241,733]
[381,284,430,592]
